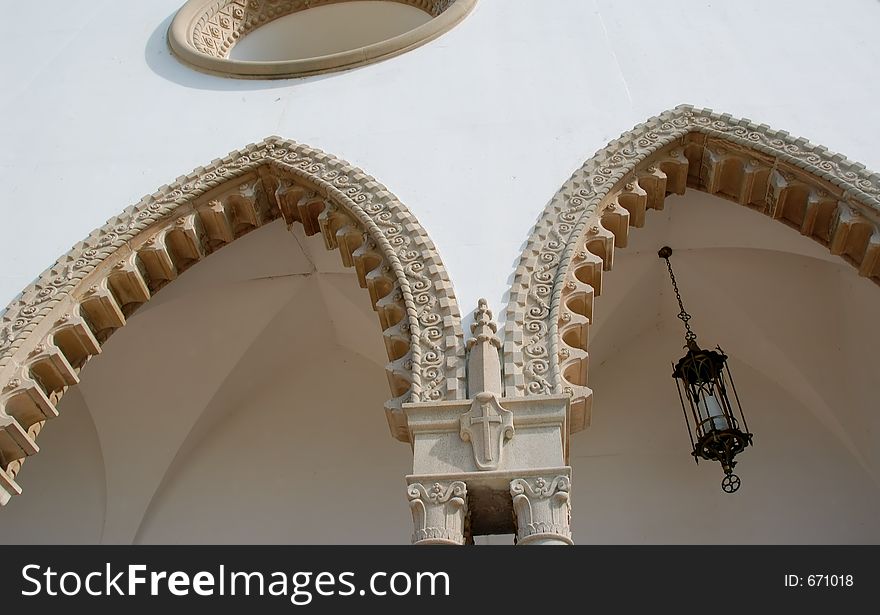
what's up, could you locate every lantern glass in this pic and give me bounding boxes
[697,389,730,433]
[672,343,753,492]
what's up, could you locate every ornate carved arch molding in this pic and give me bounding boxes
[504,105,880,432]
[0,138,465,504]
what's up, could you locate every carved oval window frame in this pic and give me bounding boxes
[168,0,477,78]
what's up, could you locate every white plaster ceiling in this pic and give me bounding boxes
[569,191,880,544]
[0,222,412,544]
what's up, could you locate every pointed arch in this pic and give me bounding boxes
[504,105,880,432]
[0,138,466,504]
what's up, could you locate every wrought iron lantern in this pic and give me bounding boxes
[658,247,753,493]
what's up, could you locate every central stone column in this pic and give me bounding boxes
[404,300,573,545]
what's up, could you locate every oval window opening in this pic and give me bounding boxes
[229,1,433,62]
[169,0,477,78]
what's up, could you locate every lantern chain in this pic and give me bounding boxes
[661,251,697,344]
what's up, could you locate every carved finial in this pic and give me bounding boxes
[469,298,501,349]
[466,299,503,398]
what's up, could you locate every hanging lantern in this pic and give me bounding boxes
[658,247,753,493]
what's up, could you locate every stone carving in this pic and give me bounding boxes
[407,481,468,545]
[0,137,465,505]
[504,105,880,433]
[459,299,513,470]
[510,475,572,545]
[169,0,478,78]
[459,392,513,471]
[466,298,503,397]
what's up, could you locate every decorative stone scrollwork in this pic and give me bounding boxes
[510,475,572,545]
[0,137,465,505]
[504,105,880,434]
[407,481,468,545]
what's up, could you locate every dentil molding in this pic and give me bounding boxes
[503,105,880,433]
[0,137,466,505]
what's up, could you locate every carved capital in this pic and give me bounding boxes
[510,475,573,545]
[407,481,468,545]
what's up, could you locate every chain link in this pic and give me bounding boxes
[662,255,697,344]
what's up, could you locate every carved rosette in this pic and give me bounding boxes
[0,137,466,504]
[407,481,468,545]
[504,105,880,435]
[510,475,572,545]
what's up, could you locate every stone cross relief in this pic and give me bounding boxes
[460,299,514,471]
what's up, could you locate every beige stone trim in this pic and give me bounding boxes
[168,0,477,79]
[504,105,880,432]
[0,137,466,505]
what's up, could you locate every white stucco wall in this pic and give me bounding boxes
[2,0,880,544]
[1,0,879,321]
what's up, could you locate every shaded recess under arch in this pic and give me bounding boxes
[504,105,880,433]
[0,138,465,504]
